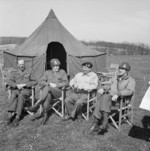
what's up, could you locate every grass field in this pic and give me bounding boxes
[0,55,150,151]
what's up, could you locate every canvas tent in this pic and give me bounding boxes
[3,9,106,80]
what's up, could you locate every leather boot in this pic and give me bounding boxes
[62,114,72,121]
[88,116,100,134]
[98,112,109,135]
[30,107,44,121]
[77,115,83,123]
[26,99,42,112]
[11,115,20,127]
[5,112,15,126]
[41,108,49,125]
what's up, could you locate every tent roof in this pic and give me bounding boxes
[7,9,105,57]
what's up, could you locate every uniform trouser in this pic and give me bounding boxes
[65,92,88,118]
[40,86,62,111]
[8,89,31,117]
[93,93,112,128]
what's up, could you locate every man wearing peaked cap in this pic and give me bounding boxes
[63,61,99,121]
[81,62,93,69]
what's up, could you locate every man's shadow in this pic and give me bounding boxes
[128,116,150,141]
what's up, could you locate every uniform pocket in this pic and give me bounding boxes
[24,73,30,79]
[15,74,21,80]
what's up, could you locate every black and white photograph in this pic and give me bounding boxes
[0,0,150,150]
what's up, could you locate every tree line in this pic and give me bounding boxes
[0,37,150,55]
[0,37,26,45]
[82,41,150,55]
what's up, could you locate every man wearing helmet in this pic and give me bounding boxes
[89,62,135,135]
[27,58,68,124]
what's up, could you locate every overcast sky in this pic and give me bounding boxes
[0,0,150,45]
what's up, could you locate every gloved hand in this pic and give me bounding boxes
[17,84,26,90]
[98,88,104,94]
[49,83,56,88]
[112,94,119,101]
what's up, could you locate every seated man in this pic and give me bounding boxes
[27,58,68,125]
[63,61,99,121]
[89,62,136,135]
[6,59,37,127]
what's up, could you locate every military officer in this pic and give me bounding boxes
[89,62,135,134]
[27,58,68,125]
[6,59,37,126]
[63,61,99,121]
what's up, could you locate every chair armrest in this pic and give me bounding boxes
[117,94,134,105]
[62,85,71,90]
[61,86,67,90]
[87,89,97,94]
[31,86,35,89]
[119,94,133,99]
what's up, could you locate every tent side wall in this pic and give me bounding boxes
[4,52,35,70]
[67,53,106,77]
[3,52,18,69]
[32,54,46,80]
[3,52,46,80]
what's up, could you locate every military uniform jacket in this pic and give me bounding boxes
[97,75,135,113]
[100,74,135,97]
[115,75,135,96]
[39,69,68,88]
[69,71,99,91]
[7,68,37,89]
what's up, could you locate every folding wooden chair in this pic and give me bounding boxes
[8,86,36,115]
[97,63,134,131]
[39,86,66,118]
[1,66,36,115]
[109,93,134,131]
[81,89,97,121]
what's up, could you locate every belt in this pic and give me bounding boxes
[103,91,110,94]
[11,87,32,90]
[74,89,87,94]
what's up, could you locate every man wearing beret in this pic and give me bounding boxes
[63,61,99,121]
[89,62,135,135]
[6,59,37,127]
[27,58,68,125]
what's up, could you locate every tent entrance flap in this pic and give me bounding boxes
[46,42,67,72]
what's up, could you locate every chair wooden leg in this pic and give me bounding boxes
[109,95,134,131]
[131,107,134,124]
[86,93,90,121]
[31,87,35,106]
[109,115,119,129]
[81,91,97,121]
[61,90,65,118]
[8,89,11,100]
[39,105,43,114]
[118,99,123,131]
